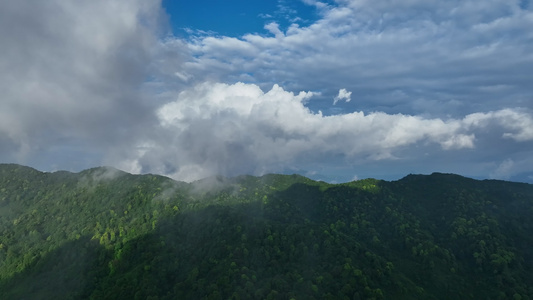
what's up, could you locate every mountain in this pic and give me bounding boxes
[0,164,532,299]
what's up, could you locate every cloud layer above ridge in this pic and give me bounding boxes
[1,0,532,182]
[116,82,533,182]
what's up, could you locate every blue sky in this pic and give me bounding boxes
[163,0,322,37]
[1,0,533,183]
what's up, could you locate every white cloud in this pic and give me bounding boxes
[2,0,532,183]
[462,109,533,141]
[265,22,284,38]
[333,88,352,104]
[118,82,533,182]
[169,0,533,117]
[0,0,164,168]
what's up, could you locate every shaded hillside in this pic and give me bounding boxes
[0,164,532,299]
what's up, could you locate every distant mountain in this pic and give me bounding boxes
[0,164,532,299]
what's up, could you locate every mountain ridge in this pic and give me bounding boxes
[2,163,532,187]
[0,163,532,299]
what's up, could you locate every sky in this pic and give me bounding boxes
[1,0,532,183]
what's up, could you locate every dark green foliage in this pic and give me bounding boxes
[0,165,532,299]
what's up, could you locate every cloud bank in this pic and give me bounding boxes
[1,0,532,182]
[0,0,164,168]
[116,82,533,182]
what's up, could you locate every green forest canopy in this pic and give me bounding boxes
[0,163,532,299]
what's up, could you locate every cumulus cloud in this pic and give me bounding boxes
[333,88,352,104]
[115,82,533,182]
[173,0,533,116]
[463,109,533,141]
[0,0,164,169]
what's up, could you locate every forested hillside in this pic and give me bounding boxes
[0,163,532,299]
